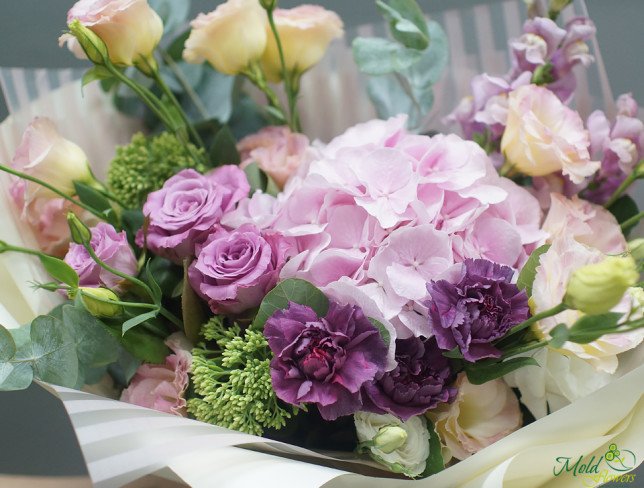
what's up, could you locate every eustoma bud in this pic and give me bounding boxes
[79,287,123,318]
[67,212,92,245]
[564,256,639,315]
[372,425,408,454]
[67,19,109,65]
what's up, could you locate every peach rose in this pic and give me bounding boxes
[427,373,522,461]
[261,5,343,82]
[120,333,193,416]
[183,0,268,75]
[501,85,600,183]
[63,0,163,67]
[238,126,310,188]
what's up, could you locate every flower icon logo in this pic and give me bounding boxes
[605,443,637,472]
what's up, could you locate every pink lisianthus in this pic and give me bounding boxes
[238,126,310,189]
[120,333,192,416]
[542,193,627,254]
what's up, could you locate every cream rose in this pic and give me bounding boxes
[11,117,92,201]
[427,373,522,461]
[501,84,600,183]
[63,0,163,67]
[261,5,344,82]
[183,0,268,75]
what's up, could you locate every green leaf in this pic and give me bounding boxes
[0,362,33,391]
[108,348,141,386]
[121,209,145,249]
[422,419,444,477]
[0,325,16,361]
[104,321,169,363]
[252,279,329,330]
[405,21,449,88]
[38,255,79,289]
[122,310,160,335]
[568,312,623,344]
[185,67,235,124]
[209,125,240,166]
[82,65,114,88]
[608,195,639,237]
[13,316,79,388]
[377,0,429,50]
[548,323,570,349]
[243,162,280,197]
[146,256,182,298]
[352,37,423,75]
[62,305,119,368]
[142,261,163,305]
[74,181,116,223]
[517,244,551,297]
[367,75,415,121]
[368,318,392,349]
[181,259,206,343]
[465,356,539,385]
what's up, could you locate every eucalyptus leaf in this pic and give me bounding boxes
[185,68,234,124]
[405,21,449,88]
[376,0,429,50]
[252,279,329,330]
[62,305,119,367]
[0,362,33,391]
[149,0,190,36]
[0,325,16,361]
[352,37,423,75]
[517,244,551,297]
[568,312,623,344]
[465,356,539,385]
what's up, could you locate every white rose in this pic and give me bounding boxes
[354,412,429,477]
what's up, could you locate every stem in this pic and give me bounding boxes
[604,163,642,209]
[243,64,288,122]
[506,303,568,338]
[149,62,206,151]
[78,290,158,310]
[502,339,548,359]
[266,8,300,131]
[499,160,515,177]
[1,243,49,259]
[0,164,107,221]
[620,211,644,230]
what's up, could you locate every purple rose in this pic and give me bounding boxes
[362,336,457,421]
[426,259,529,362]
[65,222,137,291]
[264,301,387,421]
[188,224,289,314]
[139,167,249,263]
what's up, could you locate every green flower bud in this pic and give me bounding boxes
[79,287,123,318]
[260,0,277,10]
[68,19,109,66]
[548,0,573,19]
[0,240,8,253]
[67,212,91,245]
[373,425,408,454]
[564,256,639,315]
[628,238,644,261]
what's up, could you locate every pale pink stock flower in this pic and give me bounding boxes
[120,333,193,416]
[63,0,163,67]
[428,373,522,461]
[501,85,600,183]
[238,126,310,189]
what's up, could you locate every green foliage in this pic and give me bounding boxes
[421,419,444,477]
[464,356,539,385]
[517,244,551,297]
[251,278,329,330]
[568,312,623,344]
[353,0,448,131]
[608,195,639,237]
[188,317,296,435]
[107,132,205,208]
[243,163,280,197]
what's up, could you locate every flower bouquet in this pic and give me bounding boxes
[0,0,642,486]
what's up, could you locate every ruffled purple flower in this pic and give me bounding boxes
[188,224,290,314]
[362,336,457,421]
[585,93,643,204]
[138,167,249,263]
[65,222,137,291]
[264,301,388,421]
[426,259,529,362]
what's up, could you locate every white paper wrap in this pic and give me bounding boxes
[0,1,641,486]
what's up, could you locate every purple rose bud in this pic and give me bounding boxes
[426,259,529,362]
[64,222,137,291]
[362,336,457,421]
[264,301,388,421]
[139,167,249,264]
[188,224,290,314]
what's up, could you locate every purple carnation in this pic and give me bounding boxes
[65,222,137,291]
[362,336,457,421]
[426,259,529,362]
[138,167,249,263]
[188,224,290,314]
[264,301,387,421]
